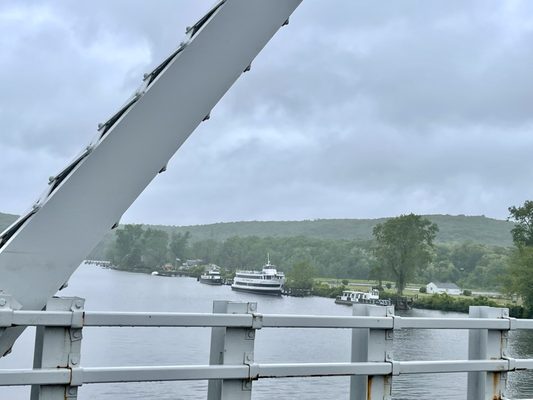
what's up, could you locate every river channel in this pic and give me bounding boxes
[1,264,532,399]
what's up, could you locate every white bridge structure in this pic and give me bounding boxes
[1,1,531,399]
[0,0,302,357]
[0,300,532,399]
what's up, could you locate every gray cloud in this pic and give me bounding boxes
[1,0,533,226]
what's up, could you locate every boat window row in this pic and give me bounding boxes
[234,282,282,288]
[236,274,278,280]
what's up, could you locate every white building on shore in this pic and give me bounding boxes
[426,282,462,295]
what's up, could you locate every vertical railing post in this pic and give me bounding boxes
[350,304,394,400]
[208,301,258,400]
[467,306,509,400]
[30,297,84,400]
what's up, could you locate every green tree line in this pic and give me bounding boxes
[105,223,510,291]
[107,224,190,273]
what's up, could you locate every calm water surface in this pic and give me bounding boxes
[1,264,532,399]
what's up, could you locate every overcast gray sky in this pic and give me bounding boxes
[1,0,533,226]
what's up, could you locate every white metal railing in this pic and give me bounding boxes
[0,295,532,399]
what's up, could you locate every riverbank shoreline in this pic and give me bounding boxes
[92,264,531,318]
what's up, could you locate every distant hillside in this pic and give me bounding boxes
[0,212,17,232]
[150,214,514,247]
[0,212,514,248]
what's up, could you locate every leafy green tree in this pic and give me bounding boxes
[509,201,533,247]
[109,224,144,269]
[286,261,316,290]
[191,239,219,264]
[373,214,438,295]
[108,225,171,271]
[141,228,169,269]
[218,236,249,268]
[369,257,387,287]
[169,231,191,265]
[449,241,486,274]
[506,201,533,309]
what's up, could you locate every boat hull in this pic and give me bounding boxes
[199,277,223,285]
[334,298,393,306]
[231,285,282,296]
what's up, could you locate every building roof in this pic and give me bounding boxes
[429,282,461,290]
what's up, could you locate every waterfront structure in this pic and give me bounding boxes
[426,282,462,295]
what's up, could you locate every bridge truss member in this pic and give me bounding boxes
[0,0,302,356]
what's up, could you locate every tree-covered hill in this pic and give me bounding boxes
[151,215,513,246]
[0,211,514,247]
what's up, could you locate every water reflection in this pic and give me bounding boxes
[393,309,468,399]
[507,329,533,398]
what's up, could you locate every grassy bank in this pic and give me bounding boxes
[412,293,530,318]
[311,279,531,318]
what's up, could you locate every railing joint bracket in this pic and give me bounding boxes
[385,352,400,376]
[507,316,517,330]
[251,313,263,330]
[392,315,402,330]
[503,355,516,371]
[0,294,21,327]
[70,299,84,328]
[69,366,84,386]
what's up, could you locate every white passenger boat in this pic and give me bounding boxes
[231,255,285,296]
[335,289,392,306]
[199,267,223,285]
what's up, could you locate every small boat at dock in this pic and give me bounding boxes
[335,289,392,306]
[199,266,223,285]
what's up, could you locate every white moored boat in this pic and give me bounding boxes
[199,266,223,285]
[231,255,285,296]
[335,289,392,306]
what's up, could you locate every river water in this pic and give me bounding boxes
[1,264,532,399]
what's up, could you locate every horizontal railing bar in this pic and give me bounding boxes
[82,365,249,383]
[12,310,74,326]
[83,312,253,327]
[515,359,533,370]
[255,362,391,377]
[396,317,510,330]
[0,369,70,386]
[398,360,509,374]
[261,315,394,329]
[5,310,533,331]
[2,359,533,386]
[512,319,533,329]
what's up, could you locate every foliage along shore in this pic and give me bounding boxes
[411,293,530,318]
[101,224,511,292]
[306,283,530,318]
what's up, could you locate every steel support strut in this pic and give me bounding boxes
[30,297,84,400]
[467,306,509,400]
[350,304,394,400]
[208,301,259,400]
